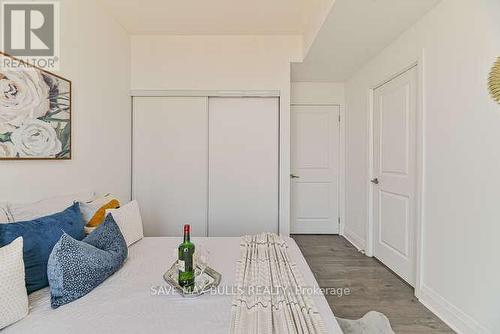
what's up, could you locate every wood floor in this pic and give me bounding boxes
[292,235,454,334]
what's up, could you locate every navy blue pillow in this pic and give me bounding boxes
[47,214,128,308]
[0,202,85,294]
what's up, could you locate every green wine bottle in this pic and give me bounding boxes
[178,224,195,290]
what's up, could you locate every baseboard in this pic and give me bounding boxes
[342,228,366,251]
[419,285,491,334]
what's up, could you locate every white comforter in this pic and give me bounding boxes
[4,237,343,334]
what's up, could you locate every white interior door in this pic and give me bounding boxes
[208,97,279,237]
[291,105,340,234]
[133,97,208,237]
[373,66,417,286]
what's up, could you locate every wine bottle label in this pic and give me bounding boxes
[178,260,185,272]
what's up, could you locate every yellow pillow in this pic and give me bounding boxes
[86,199,120,228]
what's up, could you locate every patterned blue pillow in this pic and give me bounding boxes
[47,214,128,308]
[0,202,85,294]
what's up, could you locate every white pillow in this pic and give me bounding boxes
[106,200,144,247]
[0,203,13,223]
[8,190,94,222]
[0,237,28,330]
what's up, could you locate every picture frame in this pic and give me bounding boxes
[0,51,72,160]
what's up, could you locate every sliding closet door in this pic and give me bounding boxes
[208,97,279,237]
[133,97,208,237]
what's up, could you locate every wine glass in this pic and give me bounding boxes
[194,246,210,287]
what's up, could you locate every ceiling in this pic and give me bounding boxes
[292,0,442,81]
[99,0,305,34]
[99,0,441,82]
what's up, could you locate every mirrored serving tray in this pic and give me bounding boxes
[163,262,222,298]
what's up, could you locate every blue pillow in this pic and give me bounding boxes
[0,202,85,294]
[47,214,128,308]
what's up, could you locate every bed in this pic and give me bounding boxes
[4,237,343,334]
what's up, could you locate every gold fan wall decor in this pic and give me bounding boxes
[489,57,500,104]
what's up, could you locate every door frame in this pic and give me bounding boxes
[367,54,425,298]
[290,103,346,235]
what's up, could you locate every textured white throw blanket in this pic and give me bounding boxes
[230,233,327,334]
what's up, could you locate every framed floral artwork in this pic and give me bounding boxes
[0,52,71,160]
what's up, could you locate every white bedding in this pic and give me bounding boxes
[3,237,342,334]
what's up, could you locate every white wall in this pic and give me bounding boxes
[302,0,336,57]
[345,0,500,332]
[291,82,344,105]
[131,35,302,236]
[131,35,301,90]
[0,0,131,203]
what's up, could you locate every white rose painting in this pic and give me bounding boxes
[0,53,71,159]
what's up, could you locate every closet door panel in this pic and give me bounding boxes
[133,97,208,237]
[208,97,279,237]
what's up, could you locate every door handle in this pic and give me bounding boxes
[371,178,379,185]
[290,174,300,179]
